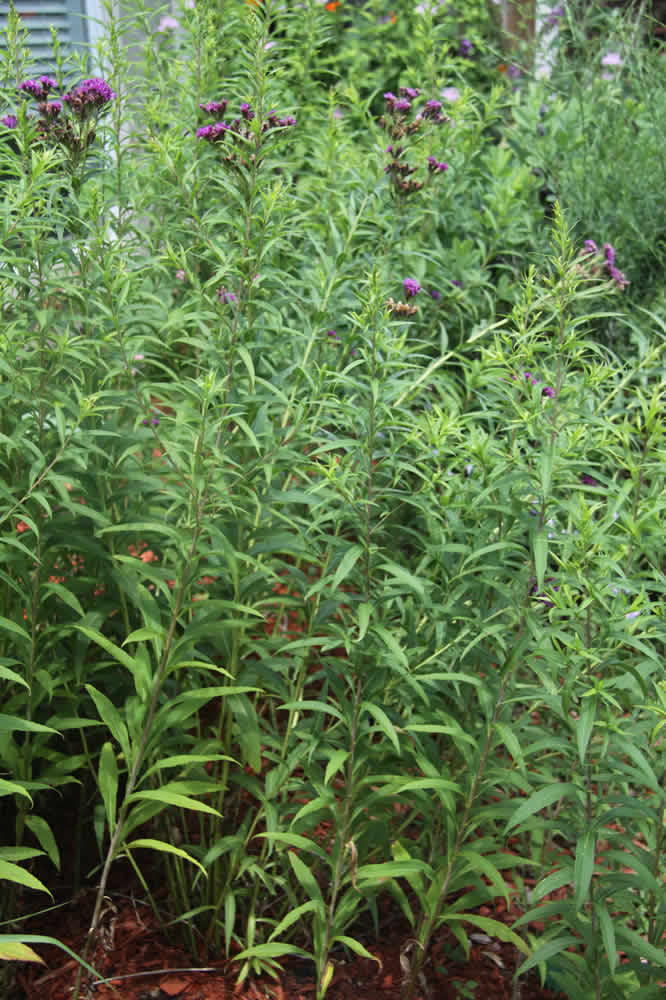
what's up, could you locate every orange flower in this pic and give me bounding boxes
[326,0,341,10]
[389,10,396,22]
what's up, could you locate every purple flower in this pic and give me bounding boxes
[451,279,462,288]
[430,289,441,300]
[19,76,57,100]
[545,4,564,26]
[197,121,230,142]
[608,263,629,290]
[441,86,461,103]
[584,239,599,255]
[157,14,179,31]
[625,611,640,620]
[327,329,340,339]
[459,39,473,57]
[581,474,599,487]
[601,52,623,68]
[400,87,421,99]
[603,242,615,265]
[524,371,539,386]
[426,155,448,173]
[403,278,420,298]
[216,287,236,304]
[200,99,228,116]
[393,98,411,112]
[63,78,115,120]
[422,99,442,120]
[542,386,555,398]
[507,64,522,80]
[175,269,186,281]
[383,91,397,106]
[240,102,255,121]
[1,114,17,128]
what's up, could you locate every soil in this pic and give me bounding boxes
[11,877,567,1000]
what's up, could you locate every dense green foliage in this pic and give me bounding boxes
[1,2,664,998]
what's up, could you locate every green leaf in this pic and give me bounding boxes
[530,865,574,904]
[505,783,577,832]
[516,935,580,976]
[576,698,596,766]
[0,715,59,736]
[127,788,222,817]
[331,544,363,592]
[371,624,408,668]
[356,602,372,641]
[288,851,324,907]
[269,901,320,941]
[125,839,208,876]
[0,665,29,688]
[24,816,60,870]
[324,750,350,786]
[85,685,131,763]
[0,779,33,802]
[595,901,617,974]
[459,849,510,907]
[77,626,140,677]
[439,914,529,955]
[0,860,52,897]
[0,616,31,645]
[360,702,401,755]
[378,561,426,600]
[254,832,328,862]
[615,926,666,968]
[493,721,525,771]
[98,742,118,834]
[573,831,596,911]
[356,860,433,883]
[0,935,102,980]
[232,942,311,963]
[224,891,236,956]
[279,700,343,720]
[331,936,381,965]
[533,530,548,593]
[142,753,236,781]
[0,941,45,962]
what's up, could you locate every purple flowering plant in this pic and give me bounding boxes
[1,7,664,1000]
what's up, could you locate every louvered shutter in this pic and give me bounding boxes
[1,0,88,76]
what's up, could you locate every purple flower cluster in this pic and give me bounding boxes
[426,156,448,173]
[459,38,473,57]
[380,87,450,196]
[196,122,231,142]
[582,239,629,291]
[2,76,115,158]
[63,78,116,120]
[200,100,228,116]
[197,100,296,154]
[403,278,420,298]
[19,76,57,101]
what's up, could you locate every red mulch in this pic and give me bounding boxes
[13,883,566,1000]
